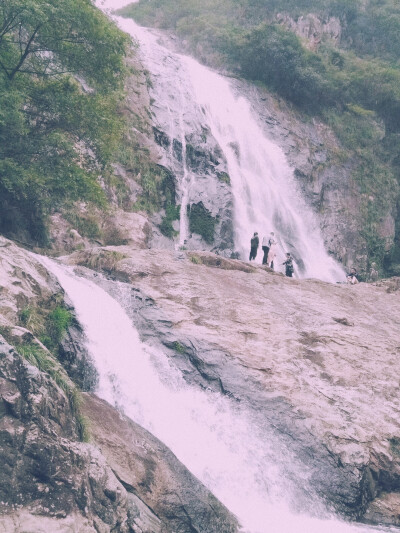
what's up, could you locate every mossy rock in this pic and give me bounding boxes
[188,202,216,244]
[160,204,180,238]
[217,172,230,185]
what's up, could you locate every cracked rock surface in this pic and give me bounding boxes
[69,245,400,524]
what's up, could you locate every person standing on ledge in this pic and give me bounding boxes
[267,232,277,270]
[261,235,270,265]
[282,252,294,277]
[249,232,259,261]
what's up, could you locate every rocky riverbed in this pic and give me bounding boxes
[67,244,400,526]
[1,235,400,530]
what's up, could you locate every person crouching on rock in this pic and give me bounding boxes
[282,252,294,277]
[347,267,359,284]
[261,235,270,265]
[249,232,259,261]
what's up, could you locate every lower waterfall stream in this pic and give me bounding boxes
[40,257,393,533]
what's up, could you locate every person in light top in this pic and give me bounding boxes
[267,232,277,270]
[347,267,359,284]
[261,235,270,265]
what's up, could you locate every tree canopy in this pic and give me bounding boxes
[0,0,130,243]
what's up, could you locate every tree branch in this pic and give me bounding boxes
[9,24,41,81]
[0,59,11,78]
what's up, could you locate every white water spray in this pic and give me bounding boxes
[182,57,344,281]
[40,256,390,533]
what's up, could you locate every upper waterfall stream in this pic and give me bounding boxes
[100,0,345,282]
[40,256,391,533]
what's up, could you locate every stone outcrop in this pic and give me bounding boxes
[0,339,129,533]
[0,238,239,532]
[276,13,342,50]
[69,245,400,526]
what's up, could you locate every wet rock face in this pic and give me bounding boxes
[59,314,98,392]
[82,393,239,533]
[136,36,234,255]
[0,339,127,531]
[152,113,234,254]
[0,337,238,533]
[0,240,239,532]
[70,246,400,526]
[0,335,238,533]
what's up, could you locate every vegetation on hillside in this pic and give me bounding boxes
[120,0,400,272]
[0,0,130,244]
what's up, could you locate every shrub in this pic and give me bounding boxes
[46,307,73,348]
[188,202,217,244]
[160,205,180,238]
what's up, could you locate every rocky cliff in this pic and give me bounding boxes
[2,227,400,529]
[112,6,398,277]
[0,237,238,532]
[66,241,400,528]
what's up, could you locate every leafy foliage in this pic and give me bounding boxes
[160,204,180,238]
[188,202,217,244]
[0,0,129,243]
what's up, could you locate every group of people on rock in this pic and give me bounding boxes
[250,232,379,283]
[249,232,294,277]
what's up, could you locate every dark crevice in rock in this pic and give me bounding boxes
[116,474,162,523]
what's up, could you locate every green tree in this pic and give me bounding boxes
[0,0,128,88]
[0,0,129,243]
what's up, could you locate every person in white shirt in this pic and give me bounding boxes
[261,235,270,265]
[267,232,277,270]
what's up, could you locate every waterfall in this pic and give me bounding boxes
[181,57,344,282]
[176,90,193,246]
[99,2,345,282]
[40,256,390,533]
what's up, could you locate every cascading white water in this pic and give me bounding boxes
[40,256,392,533]
[181,58,344,282]
[176,91,193,246]
[99,1,345,282]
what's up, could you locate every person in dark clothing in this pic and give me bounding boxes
[261,235,270,265]
[249,232,259,261]
[282,253,294,277]
[347,267,359,285]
